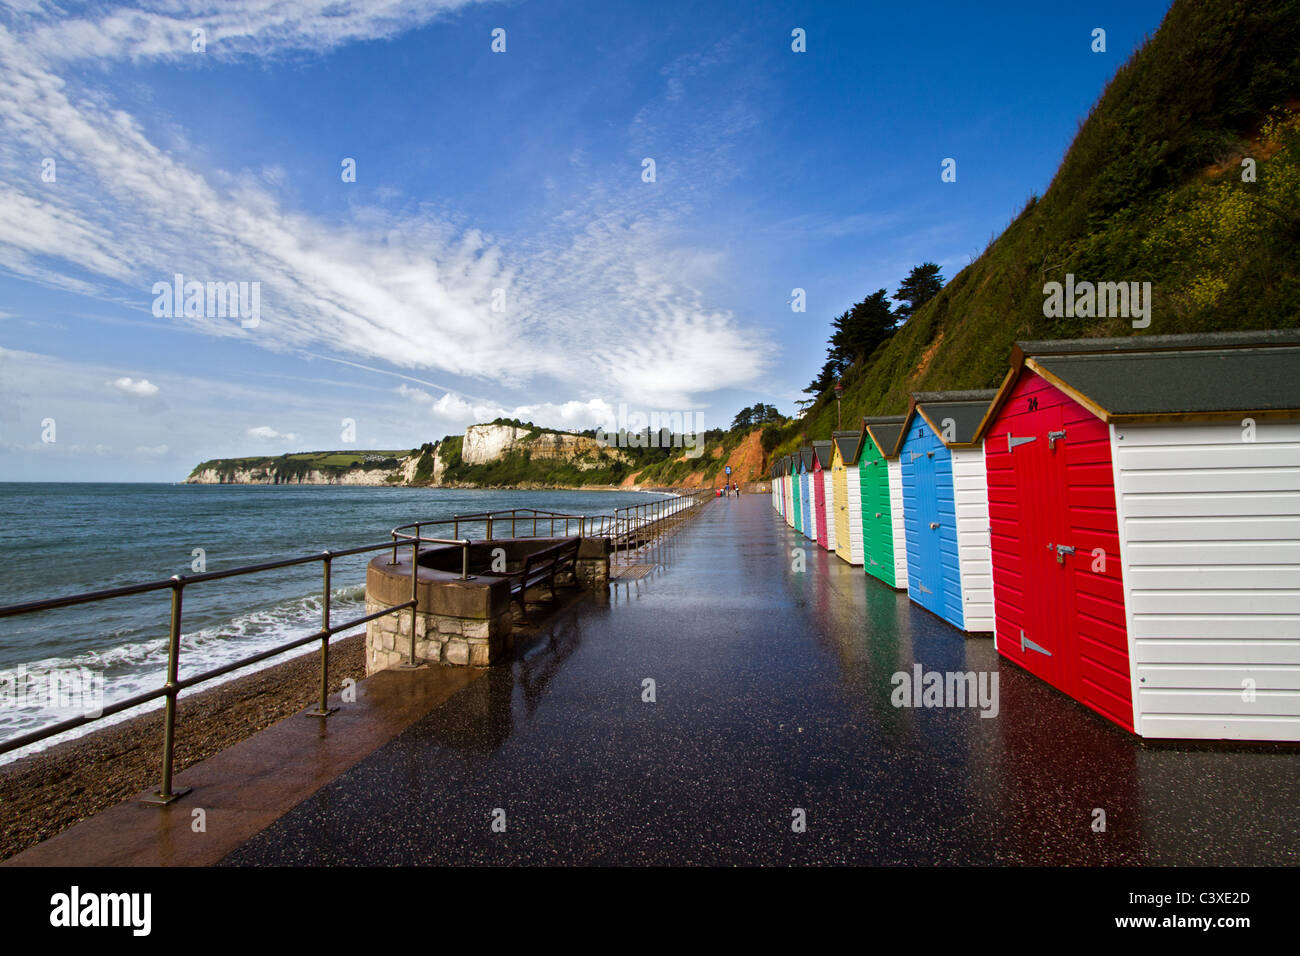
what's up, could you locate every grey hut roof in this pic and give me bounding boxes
[976,330,1300,435]
[860,415,907,458]
[796,447,815,472]
[812,440,834,468]
[831,429,861,465]
[908,391,998,447]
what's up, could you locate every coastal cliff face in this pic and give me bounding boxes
[460,423,623,467]
[183,422,623,486]
[184,464,403,485]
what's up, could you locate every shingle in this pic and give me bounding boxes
[1030,344,1300,415]
[912,391,998,445]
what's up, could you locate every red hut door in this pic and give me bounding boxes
[989,372,1132,731]
[999,402,1072,691]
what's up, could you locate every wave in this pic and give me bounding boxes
[0,584,368,765]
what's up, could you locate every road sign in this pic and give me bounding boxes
[725,466,731,475]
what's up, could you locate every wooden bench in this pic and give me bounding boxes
[506,537,581,621]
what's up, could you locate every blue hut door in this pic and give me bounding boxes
[909,434,945,619]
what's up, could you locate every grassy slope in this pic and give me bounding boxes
[776,0,1300,458]
[188,450,409,479]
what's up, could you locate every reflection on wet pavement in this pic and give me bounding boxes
[223,496,1300,865]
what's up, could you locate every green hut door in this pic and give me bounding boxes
[859,445,896,587]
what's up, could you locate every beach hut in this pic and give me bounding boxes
[832,430,863,565]
[812,440,833,550]
[791,452,804,535]
[857,416,909,590]
[799,447,815,541]
[817,441,838,553]
[783,456,795,526]
[898,390,997,633]
[976,330,1300,740]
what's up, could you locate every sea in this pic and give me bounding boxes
[0,482,668,763]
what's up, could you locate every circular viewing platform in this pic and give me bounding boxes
[364,536,610,671]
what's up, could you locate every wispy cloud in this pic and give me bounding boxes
[246,425,299,442]
[0,2,773,417]
[107,376,160,397]
[16,1,493,64]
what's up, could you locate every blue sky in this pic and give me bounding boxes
[0,0,1172,481]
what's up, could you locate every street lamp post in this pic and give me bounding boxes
[834,379,844,429]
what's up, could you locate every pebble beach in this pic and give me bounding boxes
[0,634,365,862]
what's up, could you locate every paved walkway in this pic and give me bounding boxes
[218,495,1298,865]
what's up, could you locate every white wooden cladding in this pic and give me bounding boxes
[887,457,909,589]
[952,445,994,633]
[1111,420,1300,741]
[822,470,838,551]
[844,467,863,565]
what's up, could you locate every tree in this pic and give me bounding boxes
[804,356,845,395]
[829,289,896,366]
[730,405,756,430]
[893,263,944,322]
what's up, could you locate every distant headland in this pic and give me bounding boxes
[184,419,774,490]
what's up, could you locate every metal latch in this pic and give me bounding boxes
[930,522,940,529]
[926,450,934,457]
[1048,429,1066,450]
[1007,432,1036,452]
[875,512,882,518]
[1052,543,1075,564]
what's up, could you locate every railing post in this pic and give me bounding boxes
[401,538,423,668]
[487,516,493,541]
[390,531,398,565]
[461,541,469,581]
[307,552,337,718]
[143,576,192,804]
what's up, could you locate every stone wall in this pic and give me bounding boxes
[364,538,610,674]
[365,599,513,673]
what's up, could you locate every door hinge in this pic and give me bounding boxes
[1020,629,1052,656]
[1007,432,1036,451]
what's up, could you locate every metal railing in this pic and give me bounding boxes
[391,495,715,567]
[0,534,467,804]
[0,492,711,805]
[391,508,610,559]
[609,489,714,564]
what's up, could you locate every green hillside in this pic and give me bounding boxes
[188,450,409,482]
[775,0,1300,457]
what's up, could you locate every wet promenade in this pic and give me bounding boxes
[222,495,1299,865]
